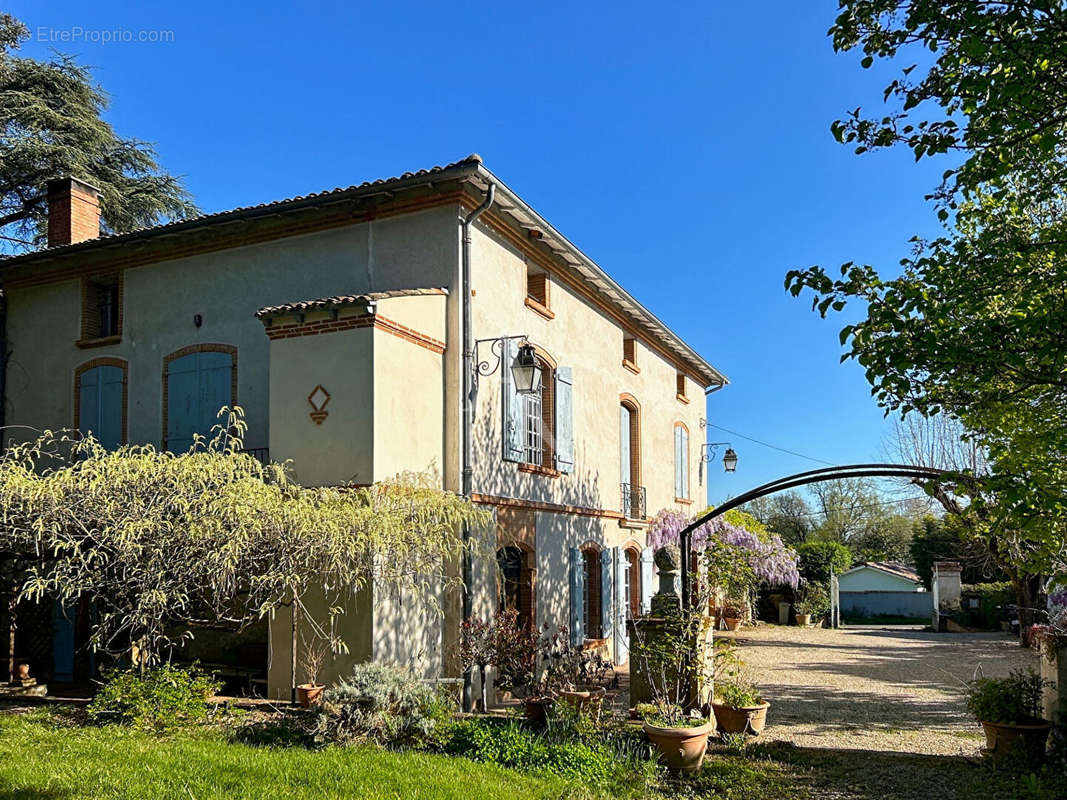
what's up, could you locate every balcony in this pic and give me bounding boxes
[621,482,646,520]
[239,447,270,465]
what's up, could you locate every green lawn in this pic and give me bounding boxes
[1,711,1064,800]
[0,712,577,800]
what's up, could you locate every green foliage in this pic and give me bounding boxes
[958,582,1014,630]
[713,640,764,709]
[965,669,1050,725]
[443,716,656,789]
[0,411,488,662]
[792,582,829,618]
[313,663,454,749]
[716,680,764,710]
[0,13,197,250]
[796,541,853,586]
[86,664,221,732]
[787,1,1067,580]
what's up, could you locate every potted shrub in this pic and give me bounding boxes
[793,583,828,627]
[712,641,770,735]
[629,572,716,774]
[965,668,1053,761]
[296,636,328,708]
[720,605,744,631]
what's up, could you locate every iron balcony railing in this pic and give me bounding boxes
[621,483,646,519]
[239,447,270,465]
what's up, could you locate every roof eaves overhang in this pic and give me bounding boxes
[467,165,728,389]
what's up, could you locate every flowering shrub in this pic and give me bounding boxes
[648,509,799,589]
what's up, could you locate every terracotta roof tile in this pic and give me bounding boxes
[256,288,447,319]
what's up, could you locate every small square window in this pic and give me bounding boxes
[80,273,122,343]
[676,373,687,399]
[623,337,636,365]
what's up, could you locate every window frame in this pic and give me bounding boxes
[524,266,554,320]
[518,349,559,476]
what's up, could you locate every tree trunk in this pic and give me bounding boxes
[1014,574,1039,647]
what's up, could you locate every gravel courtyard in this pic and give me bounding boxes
[719,624,1038,756]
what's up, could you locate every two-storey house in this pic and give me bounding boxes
[0,156,726,699]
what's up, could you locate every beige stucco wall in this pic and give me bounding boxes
[465,220,710,651]
[3,207,462,473]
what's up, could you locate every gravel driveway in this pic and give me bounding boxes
[719,624,1038,756]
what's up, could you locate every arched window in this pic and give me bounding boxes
[163,344,237,452]
[581,544,602,638]
[674,422,690,501]
[497,545,535,630]
[74,359,127,450]
[620,395,642,518]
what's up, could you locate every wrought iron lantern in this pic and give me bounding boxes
[723,447,738,472]
[511,343,543,395]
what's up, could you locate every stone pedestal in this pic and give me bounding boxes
[1037,636,1066,724]
[627,616,714,709]
[650,546,681,617]
[932,561,962,632]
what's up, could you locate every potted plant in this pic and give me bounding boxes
[296,635,328,708]
[720,604,744,631]
[712,641,770,735]
[639,701,717,775]
[456,609,543,714]
[792,583,828,627]
[630,563,717,774]
[965,668,1053,761]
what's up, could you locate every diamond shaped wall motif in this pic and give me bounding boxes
[307,385,330,424]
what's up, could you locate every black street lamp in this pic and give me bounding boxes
[511,343,543,395]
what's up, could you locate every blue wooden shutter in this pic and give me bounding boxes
[612,547,629,663]
[97,366,124,450]
[600,549,613,644]
[620,406,631,488]
[79,367,100,442]
[673,426,682,497]
[199,351,234,446]
[680,427,689,499]
[501,339,524,462]
[52,601,75,682]
[167,351,233,452]
[568,546,585,646]
[640,547,655,615]
[79,365,123,450]
[554,367,573,473]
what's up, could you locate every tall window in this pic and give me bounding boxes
[674,423,690,500]
[625,546,642,618]
[75,360,126,450]
[497,546,535,630]
[582,546,602,639]
[620,396,642,517]
[522,356,555,470]
[163,345,236,452]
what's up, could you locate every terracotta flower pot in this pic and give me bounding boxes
[980,718,1052,761]
[560,687,606,720]
[794,613,812,627]
[723,617,742,631]
[296,684,325,708]
[524,697,554,728]
[712,701,770,736]
[643,719,716,774]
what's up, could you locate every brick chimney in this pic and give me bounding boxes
[47,177,101,248]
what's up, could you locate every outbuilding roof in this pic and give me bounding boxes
[256,288,447,319]
[841,562,923,585]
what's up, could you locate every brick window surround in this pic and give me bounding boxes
[73,357,129,444]
[78,272,124,348]
[161,343,238,449]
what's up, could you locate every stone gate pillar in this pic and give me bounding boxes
[932,561,962,632]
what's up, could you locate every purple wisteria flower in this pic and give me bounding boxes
[648,508,800,588]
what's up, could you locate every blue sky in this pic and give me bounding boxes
[11,0,948,505]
